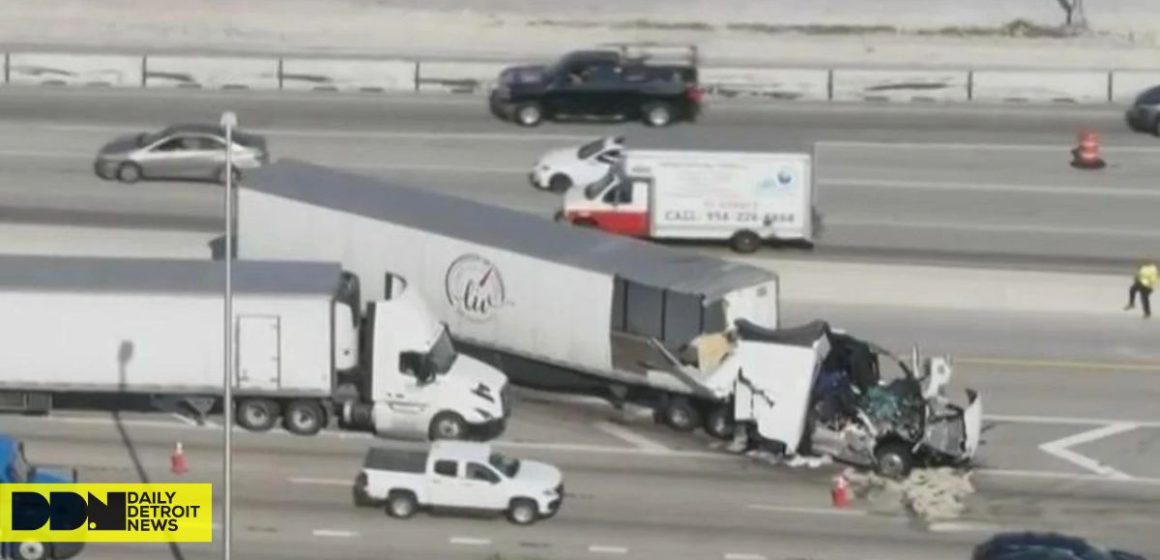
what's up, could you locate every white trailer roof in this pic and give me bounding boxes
[243,160,777,300]
[0,255,344,296]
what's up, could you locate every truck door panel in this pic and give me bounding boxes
[462,462,506,509]
[428,459,462,506]
[593,180,649,236]
[237,315,281,390]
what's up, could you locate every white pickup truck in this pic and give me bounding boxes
[353,441,564,525]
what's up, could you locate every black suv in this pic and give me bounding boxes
[489,44,703,128]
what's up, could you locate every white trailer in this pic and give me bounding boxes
[0,255,510,441]
[232,160,780,437]
[559,150,816,253]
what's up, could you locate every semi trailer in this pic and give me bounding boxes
[0,255,510,441]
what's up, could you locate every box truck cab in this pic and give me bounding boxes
[0,436,84,560]
[558,150,816,253]
[341,276,511,441]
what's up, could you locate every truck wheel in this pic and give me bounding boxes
[515,103,544,127]
[729,230,762,254]
[236,398,280,432]
[661,397,701,432]
[13,541,48,560]
[282,400,326,436]
[506,498,539,525]
[116,162,142,183]
[429,412,467,440]
[385,491,418,519]
[548,174,572,192]
[704,405,736,440]
[642,101,674,127]
[874,441,915,480]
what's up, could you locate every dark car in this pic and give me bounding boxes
[1125,84,1160,136]
[973,532,1149,560]
[489,43,703,128]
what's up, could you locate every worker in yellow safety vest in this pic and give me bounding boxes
[1125,262,1158,318]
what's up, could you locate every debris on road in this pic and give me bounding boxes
[843,466,976,521]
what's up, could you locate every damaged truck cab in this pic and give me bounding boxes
[702,320,982,478]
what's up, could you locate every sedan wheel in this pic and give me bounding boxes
[116,162,142,183]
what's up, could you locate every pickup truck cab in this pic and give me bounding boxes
[0,435,84,560]
[353,441,563,525]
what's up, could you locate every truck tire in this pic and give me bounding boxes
[641,101,674,127]
[704,405,736,440]
[236,398,280,432]
[506,498,539,526]
[515,103,544,127]
[874,441,915,480]
[660,397,700,432]
[428,412,468,440]
[385,491,418,519]
[12,541,47,560]
[729,230,762,254]
[282,400,326,436]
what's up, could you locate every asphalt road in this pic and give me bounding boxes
[1,88,1158,271]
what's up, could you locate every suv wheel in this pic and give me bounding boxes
[642,102,674,127]
[515,103,544,127]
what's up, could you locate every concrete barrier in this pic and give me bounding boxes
[144,55,279,90]
[832,69,969,102]
[416,61,509,94]
[5,53,143,87]
[280,58,417,93]
[1110,70,1160,104]
[700,67,829,101]
[739,257,1126,317]
[970,70,1109,104]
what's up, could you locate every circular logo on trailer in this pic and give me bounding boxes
[445,254,508,322]
[758,167,796,195]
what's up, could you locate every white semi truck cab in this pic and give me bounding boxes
[336,277,511,441]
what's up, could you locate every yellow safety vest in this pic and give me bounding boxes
[1139,264,1159,288]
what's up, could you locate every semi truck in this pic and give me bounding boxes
[232,160,780,437]
[556,149,816,253]
[0,435,84,560]
[0,255,510,441]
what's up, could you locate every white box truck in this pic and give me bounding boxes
[556,150,816,253]
[232,160,781,438]
[0,255,510,441]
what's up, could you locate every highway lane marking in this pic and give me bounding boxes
[588,545,629,554]
[988,414,1160,429]
[593,421,671,453]
[288,477,349,486]
[926,521,1004,533]
[818,139,1160,154]
[723,553,767,560]
[957,356,1160,373]
[1038,422,1138,480]
[746,504,869,517]
[830,217,1160,239]
[976,468,1160,486]
[825,177,1160,199]
[312,529,359,538]
[449,537,492,546]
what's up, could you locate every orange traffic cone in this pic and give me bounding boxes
[1071,129,1106,169]
[171,442,188,476]
[831,474,851,508]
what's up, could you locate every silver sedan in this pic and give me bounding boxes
[93,123,270,184]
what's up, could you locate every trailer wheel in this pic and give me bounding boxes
[704,405,736,440]
[385,491,418,519]
[429,412,468,440]
[729,230,762,254]
[12,541,47,560]
[660,397,701,432]
[874,441,915,480]
[236,398,280,432]
[282,400,326,436]
[507,498,539,525]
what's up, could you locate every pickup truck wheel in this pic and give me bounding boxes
[507,498,539,525]
[429,412,467,440]
[875,442,915,480]
[236,398,280,432]
[282,400,326,436]
[729,230,762,254]
[13,541,48,560]
[385,491,418,519]
[661,397,700,432]
[642,102,674,127]
[704,405,736,440]
[515,103,544,127]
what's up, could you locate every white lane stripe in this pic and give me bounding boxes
[312,529,358,538]
[593,421,671,453]
[824,177,1160,198]
[818,139,1160,154]
[987,414,1160,428]
[830,218,1160,239]
[926,521,1003,533]
[449,537,492,546]
[723,553,767,560]
[589,545,628,554]
[1039,422,1138,480]
[289,477,349,486]
[976,469,1160,485]
[746,504,869,516]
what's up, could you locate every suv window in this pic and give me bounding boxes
[465,463,500,484]
[433,460,457,477]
